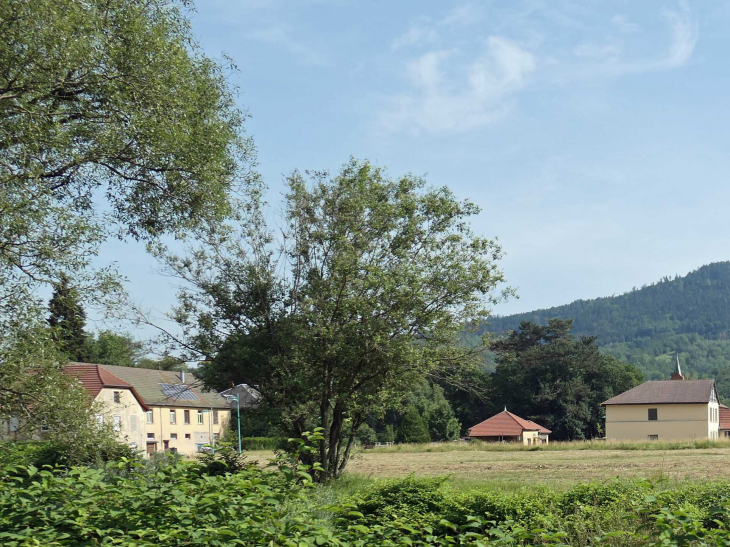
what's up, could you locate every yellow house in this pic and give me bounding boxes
[602,359,720,442]
[65,363,149,450]
[94,365,231,457]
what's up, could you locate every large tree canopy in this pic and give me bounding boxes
[158,159,508,480]
[491,319,643,440]
[0,0,254,450]
[0,0,256,315]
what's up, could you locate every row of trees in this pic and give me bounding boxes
[2,0,645,479]
[234,319,644,444]
[47,275,186,370]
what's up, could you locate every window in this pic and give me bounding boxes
[96,414,104,427]
[648,408,658,421]
[8,417,19,433]
[146,410,154,424]
[725,431,730,438]
[170,410,176,424]
[113,415,122,432]
[147,433,155,440]
[185,433,191,439]
[113,391,121,403]
[184,410,190,424]
[648,435,659,441]
[213,409,219,425]
[170,433,178,439]
[197,410,204,424]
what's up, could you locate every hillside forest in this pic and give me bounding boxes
[484,262,730,399]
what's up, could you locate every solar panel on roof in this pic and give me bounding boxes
[159,383,199,400]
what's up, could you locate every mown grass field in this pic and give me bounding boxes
[249,439,730,492]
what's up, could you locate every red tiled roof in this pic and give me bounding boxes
[468,410,551,437]
[720,404,730,431]
[64,363,147,409]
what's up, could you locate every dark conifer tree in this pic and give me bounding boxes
[48,274,88,361]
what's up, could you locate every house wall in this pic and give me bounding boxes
[605,403,720,441]
[94,387,147,451]
[144,406,231,456]
[522,430,539,445]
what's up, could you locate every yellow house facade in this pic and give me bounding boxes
[65,363,149,450]
[98,365,231,457]
[602,360,720,442]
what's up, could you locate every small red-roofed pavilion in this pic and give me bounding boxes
[468,409,551,445]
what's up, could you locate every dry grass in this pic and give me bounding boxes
[346,446,730,490]
[246,442,730,491]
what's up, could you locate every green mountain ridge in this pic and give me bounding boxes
[482,261,730,397]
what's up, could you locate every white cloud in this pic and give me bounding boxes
[611,15,640,34]
[248,25,327,66]
[441,4,481,27]
[573,43,622,60]
[581,3,698,77]
[382,37,536,134]
[662,3,698,68]
[391,22,439,50]
[390,3,481,50]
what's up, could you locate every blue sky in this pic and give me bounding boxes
[95,0,730,336]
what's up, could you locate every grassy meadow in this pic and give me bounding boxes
[251,438,730,493]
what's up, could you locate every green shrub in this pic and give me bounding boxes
[0,442,48,468]
[239,436,286,450]
[351,476,449,522]
[356,424,378,444]
[401,406,431,443]
[197,443,254,476]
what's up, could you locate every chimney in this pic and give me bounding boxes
[180,371,186,384]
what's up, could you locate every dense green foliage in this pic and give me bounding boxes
[401,407,433,443]
[6,442,730,545]
[490,320,643,440]
[485,262,730,395]
[1,0,256,320]
[162,159,507,479]
[1,0,253,470]
[368,381,462,443]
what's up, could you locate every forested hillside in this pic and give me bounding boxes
[484,262,730,397]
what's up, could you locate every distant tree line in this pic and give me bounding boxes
[485,262,730,400]
[234,319,643,443]
[47,276,187,371]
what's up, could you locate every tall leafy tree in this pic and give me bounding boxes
[0,0,256,318]
[491,319,643,440]
[158,159,508,480]
[1,0,254,447]
[400,406,431,443]
[48,275,88,361]
[86,331,146,368]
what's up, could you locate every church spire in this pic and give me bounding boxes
[670,353,685,380]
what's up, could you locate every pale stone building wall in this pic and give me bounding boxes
[605,402,720,441]
[144,406,231,456]
[94,387,147,451]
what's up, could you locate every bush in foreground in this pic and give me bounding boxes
[4,432,730,545]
